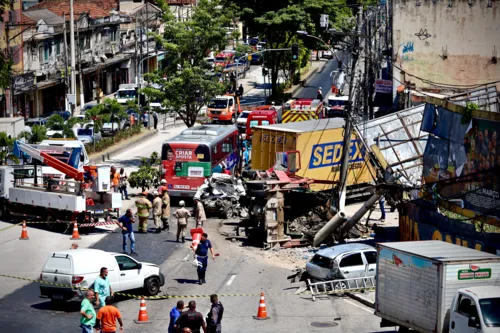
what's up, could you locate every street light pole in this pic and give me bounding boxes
[69,0,77,115]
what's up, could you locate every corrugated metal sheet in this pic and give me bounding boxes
[448,86,499,113]
[355,105,426,186]
[380,241,500,263]
[255,118,344,133]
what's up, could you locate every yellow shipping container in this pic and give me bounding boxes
[251,119,376,191]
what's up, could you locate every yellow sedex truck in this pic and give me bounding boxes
[251,119,377,194]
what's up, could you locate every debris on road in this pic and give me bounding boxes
[194,173,247,219]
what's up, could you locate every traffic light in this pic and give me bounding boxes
[291,43,299,61]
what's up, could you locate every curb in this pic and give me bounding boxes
[290,61,329,97]
[89,129,159,164]
[345,292,375,309]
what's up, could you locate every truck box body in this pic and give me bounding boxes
[0,117,25,138]
[375,241,500,333]
[251,119,375,191]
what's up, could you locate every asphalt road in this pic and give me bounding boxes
[0,70,390,333]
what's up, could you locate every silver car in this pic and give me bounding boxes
[305,243,377,282]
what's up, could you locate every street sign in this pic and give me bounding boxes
[375,79,393,94]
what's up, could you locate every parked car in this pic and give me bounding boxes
[101,120,125,136]
[39,249,165,307]
[81,102,97,113]
[321,50,334,59]
[77,127,101,144]
[305,243,377,282]
[49,110,71,121]
[25,117,47,128]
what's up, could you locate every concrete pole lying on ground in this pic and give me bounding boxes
[340,191,382,239]
[313,211,347,247]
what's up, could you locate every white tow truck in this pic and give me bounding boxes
[0,141,121,229]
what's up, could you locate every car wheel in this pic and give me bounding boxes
[334,281,348,290]
[231,115,236,124]
[144,277,160,296]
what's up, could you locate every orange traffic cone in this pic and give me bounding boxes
[253,292,270,320]
[134,297,151,324]
[70,221,81,240]
[190,227,204,250]
[19,221,29,240]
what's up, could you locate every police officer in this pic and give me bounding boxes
[206,294,224,333]
[174,200,191,243]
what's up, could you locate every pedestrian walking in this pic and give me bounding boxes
[193,198,206,227]
[175,301,207,333]
[80,290,96,333]
[162,190,171,231]
[168,300,185,333]
[206,294,224,333]
[316,87,323,101]
[174,200,191,243]
[119,168,129,200]
[237,84,244,97]
[135,191,152,233]
[117,208,137,256]
[379,196,386,222]
[96,296,123,333]
[94,267,113,308]
[153,190,163,234]
[191,233,215,284]
[153,111,158,130]
[111,166,120,193]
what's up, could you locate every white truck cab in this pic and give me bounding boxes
[40,249,165,307]
[450,286,500,333]
[115,84,137,105]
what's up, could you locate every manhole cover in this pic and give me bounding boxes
[310,321,339,328]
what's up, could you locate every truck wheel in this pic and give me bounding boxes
[144,277,160,296]
[45,214,56,230]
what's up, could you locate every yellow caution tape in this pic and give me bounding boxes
[0,273,375,299]
[0,221,24,232]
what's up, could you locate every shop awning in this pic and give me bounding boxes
[82,53,134,75]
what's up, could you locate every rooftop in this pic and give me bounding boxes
[23,9,66,26]
[255,118,345,133]
[28,0,118,19]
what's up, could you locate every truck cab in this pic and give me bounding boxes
[450,286,500,333]
[246,110,278,139]
[326,95,349,118]
[207,95,241,124]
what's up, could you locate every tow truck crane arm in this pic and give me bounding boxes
[14,141,84,181]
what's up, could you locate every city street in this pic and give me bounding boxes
[0,68,390,332]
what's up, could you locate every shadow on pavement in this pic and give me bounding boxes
[174,279,200,285]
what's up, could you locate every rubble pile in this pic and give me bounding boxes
[268,246,316,267]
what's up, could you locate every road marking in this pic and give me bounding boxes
[183,254,191,261]
[226,275,237,286]
[343,299,373,314]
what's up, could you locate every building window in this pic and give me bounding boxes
[55,40,61,55]
[42,42,52,62]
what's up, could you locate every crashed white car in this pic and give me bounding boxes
[194,173,246,219]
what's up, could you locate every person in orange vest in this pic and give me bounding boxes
[110,166,120,193]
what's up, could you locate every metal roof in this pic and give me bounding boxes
[355,104,426,186]
[23,9,65,25]
[165,125,237,145]
[448,85,499,113]
[255,118,345,133]
[379,241,500,262]
[316,243,376,259]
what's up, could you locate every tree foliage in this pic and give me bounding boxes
[141,0,230,127]
[0,132,19,165]
[18,125,47,144]
[127,152,160,191]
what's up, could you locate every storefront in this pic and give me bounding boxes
[12,72,36,118]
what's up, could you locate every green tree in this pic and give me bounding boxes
[141,0,230,127]
[18,125,47,144]
[46,114,77,138]
[0,132,18,165]
[0,0,13,90]
[127,152,161,191]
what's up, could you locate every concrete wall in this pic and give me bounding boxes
[392,0,500,92]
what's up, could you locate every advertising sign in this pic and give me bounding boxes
[309,139,365,169]
[375,79,392,94]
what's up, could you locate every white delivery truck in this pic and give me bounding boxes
[115,84,138,105]
[375,241,500,333]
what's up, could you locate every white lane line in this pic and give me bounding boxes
[226,275,237,286]
[343,299,373,314]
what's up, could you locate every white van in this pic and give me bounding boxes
[39,249,165,307]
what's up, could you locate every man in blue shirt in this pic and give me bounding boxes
[191,233,215,285]
[118,208,137,255]
[94,267,113,308]
[168,300,185,333]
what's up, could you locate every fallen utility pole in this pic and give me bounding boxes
[313,211,347,247]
